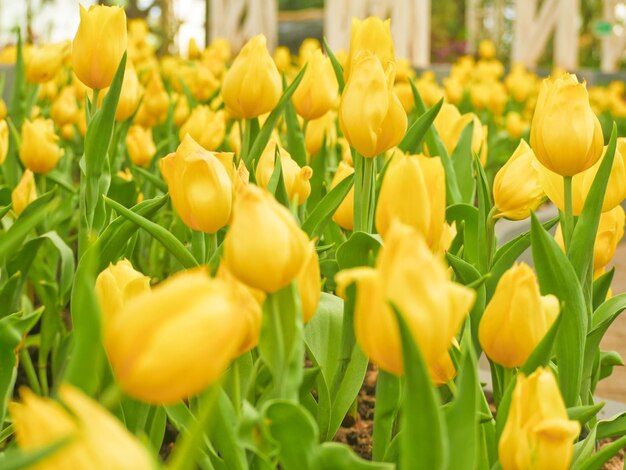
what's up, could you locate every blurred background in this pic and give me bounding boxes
[0,0,625,72]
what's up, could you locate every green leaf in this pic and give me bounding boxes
[283,74,307,167]
[569,124,617,287]
[265,400,318,470]
[133,165,168,192]
[372,370,401,461]
[103,196,198,269]
[574,434,626,470]
[393,304,447,470]
[567,402,605,427]
[247,66,307,167]
[323,37,344,93]
[571,426,597,470]
[451,120,476,203]
[336,231,381,270]
[592,267,614,310]
[530,213,586,406]
[266,144,290,207]
[0,438,70,470]
[597,412,626,439]
[301,175,354,238]
[315,443,394,469]
[398,98,443,153]
[520,312,562,376]
[446,203,478,264]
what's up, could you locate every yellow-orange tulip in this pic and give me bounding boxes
[292,49,338,120]
[19,118,63,174]
[298,241,321,323]
[11,170,37,216]
[335,221,475,379]
[72,5,128,90]
[126,125,156,168]
[224,184,309,293]
[160,135,232,233]
[179,106,226,151]
[330,161,355,231]
[221,35,281,119]
[499,368,581,470]
[255,139,313,205]
[25,42,68,84]
[479,263,559,368]
[530,74,603,176]
[339,51,407,158]
[0,119,8,165]
[106,268,250,404]
[493,140,545,220]
[343,17,395,82]
[50,87,78,127]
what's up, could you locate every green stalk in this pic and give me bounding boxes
[562,175,574,252]
[240,119,252,165]
[191,230,206,264]
[352,152,377,233]
[19,348,41,395]
[485,206,498,270]
[205,232,218,263]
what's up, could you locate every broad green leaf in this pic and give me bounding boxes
[372,370,401,461]
[592,267,614,310]
[567,402,605,427]
[571,426,597,470]
[393,304,447,470]
[530,213,586,406]
[574,434,626,470]
[446,203,478,264]
[103,196,198,269]
[397,98,443,153]
[301,175,354,238]
[597,412,626,439]
[336,231,381,270]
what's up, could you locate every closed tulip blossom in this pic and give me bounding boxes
[330,161,355,231]
[431,103,488,164]
[499,368,580,470]
[479,263,559,368]
[292,49,338,120]
[298,241,321,323]
[305,111,337,156]
[19,118,63,174]
[126,125,156,167]
[0,119,8,165]
[160,135,233,234]
[25,42,69,84]
[224,184,309,293]
[50,87,78,127]
[343,17,395,82]
[530,73,603,176]
[179,106,226,151]
[10,386,153,469]
[221,35,281,119]
[72,5,127,90]
[114,61,142,121]
[339,51,407,158]
[493,140,545,220]
[11,170,37,216]
[106,268,254,404]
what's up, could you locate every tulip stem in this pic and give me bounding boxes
[354,153,376,233]
[100,383,123,411]
[562,175,574,252]
[191,230,206,263]
[89,88,100,122]
[205,232,218,263]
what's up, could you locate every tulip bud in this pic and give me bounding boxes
[299,38,321,64]
[221,35,281,119]
[330,161,355,231]
[292,49,338,121]
[25,42,69,84]
[298,241,321,323]
[107,268,251,404]
[0,119,8,165]
[504,111,527,139]
[478,39,496,60]
[160,135,232,234]
[9,386,153,469]
[11,170,37,216]
[255,139,313,205]
[72,5,127,90]
[19,118,63,174]
[581,142,626,213]
[432,104,487,164]
[126,125,156,168]
[135,72,169,128]
[0,98,6,119]
[335,222,474,379]
[224,185,309,293]
[50,87,78,127]
[273,46,292,73]
[305,111,337,157]
[173,94,191,127]
[394,81,415,114]
[343,17,395,82]
[339,51,407,158]
[594,205,625,270]
[479,263,559,368]
[179,106,226,151]
[188,37,201,60]
[530,74,603,176]
[499,368,581,470]
[114,61,142,121]
[430,341,459,387]
[493,140,545,220]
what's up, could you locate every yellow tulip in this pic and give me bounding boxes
[11,170,37,216]
[25,42,69,84]
[394,81,415,114]
[479,263,559,368]
[0,119,8,165]
[50,87,78,127]
[292,49,338,121]
[72,5,127,90]
[224,184,309,293]
[135,72,169,128]
[335,221,475,379]
[594,205,625,270]
[330,161,355,231]
[173,94,191,127]
[299,38,321,65]
[478,39,496,60]
[432,104,487,164]
[106,268,250,404]
[298,241,321,323]
[499,368,581,470]
[9,385,153,470]
[114,61,142,121]
[493,140,545,220]
[505,111,527,140]
[19,118,63,174]
[581,142,626,213]
[60,124,74,141]
[188,37,201,60]
[179,106,226,151]
[0,98,6,119]
[339,51,407,158]
[160,135,232,233]
[343,17,395,82]
[305,111,337,157]
[255,139,313,205]
[443,76,464,105]
[273,46,292,73]
[221,35,281,119]
[126,125,156,168]
[530,74,603,176]
[430,341,459,386]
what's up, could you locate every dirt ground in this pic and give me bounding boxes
[597,241,626,402]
